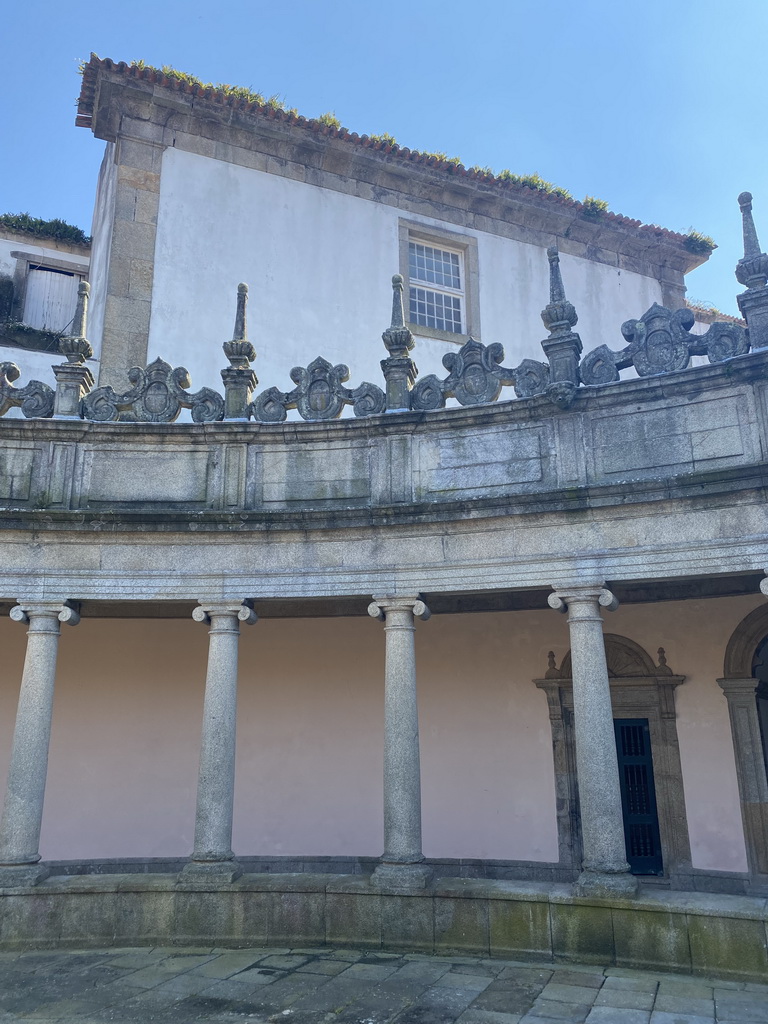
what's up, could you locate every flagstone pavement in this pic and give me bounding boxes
[0,945,766,1024]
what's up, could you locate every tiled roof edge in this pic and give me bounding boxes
[75,56,701,250]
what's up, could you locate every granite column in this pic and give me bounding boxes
[183,601,257,881]
[0,602,80,886]
[368,596,432,889]
[549,585,637,897]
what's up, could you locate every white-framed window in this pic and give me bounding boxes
[408,241,464,334]
[399,221,480,343]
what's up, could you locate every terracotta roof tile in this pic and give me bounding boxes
[76,56,699,249]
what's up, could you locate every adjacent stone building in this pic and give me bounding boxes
[1,56,767,974]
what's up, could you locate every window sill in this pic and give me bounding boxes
[408,323,475,346]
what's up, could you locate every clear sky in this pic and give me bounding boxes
[2,0,764,317]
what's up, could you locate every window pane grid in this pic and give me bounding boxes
[409,286,463,333]
[409,242,461,291]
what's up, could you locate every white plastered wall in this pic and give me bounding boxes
[146,149,663,403]
[0,597,755,872]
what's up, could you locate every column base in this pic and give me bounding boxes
[0,862,50,887]
[574,868,638,899]
[180,858,242,883]
[372,861,433,893]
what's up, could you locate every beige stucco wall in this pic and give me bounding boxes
[0,596,760,871]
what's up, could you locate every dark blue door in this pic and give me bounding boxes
[614,718,664,875]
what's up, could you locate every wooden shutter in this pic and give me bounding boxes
[23,266,81,332]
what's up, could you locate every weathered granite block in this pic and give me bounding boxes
[612,908,691,974]
[269,890,325,946]
[381,894,434,951]
[686,912,768,980]
[489,897,552,960]
[58,891,120,945]
[112,886,175,945]
[0,892,62,948]
[550,902,615,963]
[325,892,382,948]
[434,896,489,954]
[173,889,248,945]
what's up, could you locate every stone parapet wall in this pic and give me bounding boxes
[1,873,766,983]
[1,350,766,524]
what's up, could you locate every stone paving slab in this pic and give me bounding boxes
[0,945,766,1022]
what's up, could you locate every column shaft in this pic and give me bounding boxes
[184,602,256,881]
[369,597,432,889]
[550,586,637,897]
[0,603,79,886]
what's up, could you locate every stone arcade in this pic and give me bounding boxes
[2,61,768,979]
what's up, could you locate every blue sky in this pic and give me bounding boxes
[2,0,764,316]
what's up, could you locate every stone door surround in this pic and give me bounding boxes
[720,602,768,883]
[535,634,692,886]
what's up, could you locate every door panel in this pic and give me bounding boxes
[614,718,664,875]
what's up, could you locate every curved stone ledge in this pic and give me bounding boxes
[1,350,767,532]
[0,873,766,982]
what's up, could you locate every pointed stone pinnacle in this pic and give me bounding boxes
[736,193,768,291]
[547,247,566,304]
[739,193,762,259]
[234,282,248,342]
[541,247,578,335]
[58,281,93,365]
[390,274,405,328]
[223,283,256,369]
[72,281,89,338]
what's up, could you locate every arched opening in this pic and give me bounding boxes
[719,606,768,881]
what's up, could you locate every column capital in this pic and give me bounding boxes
[10,602,80,626]
[192,601,257,626]
[717,677,759,700]
[368,595,430,621]
[548,585,618,614]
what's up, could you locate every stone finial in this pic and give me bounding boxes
[223,283,256,368]
[539,247,582,404]
[382,275,414,357]
[58,282,93,365]
[222,283,257,419]
[390,273,406,329]
[53,281,95,417]
[545,650,560,679]
[656,647,673,676]
[739,193,762,260]
[234,282,248,340]
[735,193,768,350]
[381,274,417,412]
[736,193,768,290]
[541,247,578,336]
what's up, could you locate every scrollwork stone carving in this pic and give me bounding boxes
[81,357,224,422]
[581,302,749,385]
[410,337,549,411]
[250,356,385,422]
[0,362,54,419]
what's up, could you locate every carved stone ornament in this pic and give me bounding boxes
[580,303,749,385]
[410,337,549,411]
[81,357,224,423]
[250,356,385,422]
[546,381,578,410]
[0,362,54,419]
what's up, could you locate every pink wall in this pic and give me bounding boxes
[0,598,759,872]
